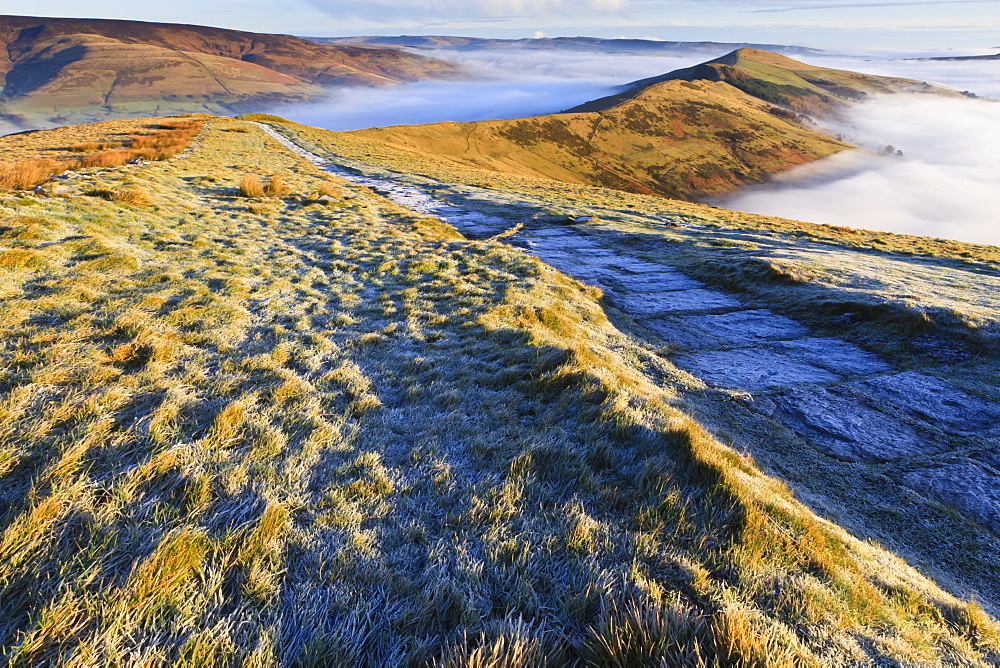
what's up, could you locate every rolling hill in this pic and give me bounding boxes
[0,113,998,665]
[0,15,461,128]
[571,47,959,117]
[333,48,958,201]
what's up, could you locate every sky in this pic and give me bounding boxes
[9,0,1000,50]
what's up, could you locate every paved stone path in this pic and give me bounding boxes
[258,122,1000,537]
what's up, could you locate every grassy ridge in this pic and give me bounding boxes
[337,79,847,201]
[0,117,997,664]
[572,48,958,118]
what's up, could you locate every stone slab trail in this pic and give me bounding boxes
[257,121,1000,538]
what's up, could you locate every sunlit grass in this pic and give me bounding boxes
[0,115,995,665]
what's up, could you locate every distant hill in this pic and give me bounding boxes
[922,52,1000,61]
[0,15,461,128]
[305,34,828,58]
[570,47,958,118]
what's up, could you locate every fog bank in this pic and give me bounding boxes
[719,95,1000,247]
[269,49,710,130]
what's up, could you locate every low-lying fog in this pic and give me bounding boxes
[272,49,702,130]
[274,46,1000,246]
[716,94,1000,246]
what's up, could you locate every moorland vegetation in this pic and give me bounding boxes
[0,115,998,665]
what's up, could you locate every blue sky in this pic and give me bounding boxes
[9,0,1000,50]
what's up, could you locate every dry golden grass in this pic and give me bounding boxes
[238,174,265,198]
[0,159,77,190]
[0,118,204,190]
[0,116,996,666]
[78,121,204,170]
[67,141,121,153]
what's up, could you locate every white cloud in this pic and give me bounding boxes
[304,0,627,22]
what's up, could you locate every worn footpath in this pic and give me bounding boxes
[256,122,1000,540]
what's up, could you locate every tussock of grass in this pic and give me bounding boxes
[0,159,74,190]
[0,116,996,665]
[239,174,291,198]
[0,119,203,190]
[238,174,265,198]
[263,174,290,197]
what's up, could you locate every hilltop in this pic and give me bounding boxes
[0,113,998,664]
[571,47,958,117]
[0,15,460,128]
[332,48,958,202]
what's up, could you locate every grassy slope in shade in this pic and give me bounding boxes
[0,117,996,664]
[0,15,460,127]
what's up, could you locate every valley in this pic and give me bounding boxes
[0,15,460,128]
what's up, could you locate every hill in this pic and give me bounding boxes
[331,48,960,202]
[0,113,998,664]
[337,51,860,200]
[306,34,828,57]
[0,15,460,128]
[571,47,958,117]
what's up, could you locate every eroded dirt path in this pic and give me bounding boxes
[257,122,1000,541]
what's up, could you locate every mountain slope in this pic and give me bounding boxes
[335,48,962,202]
[0,15,460,127]
[0,114,998,664]
[571,47,958,117]
[341,76,849,201]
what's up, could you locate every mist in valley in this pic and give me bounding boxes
[270,45,1000,246]
[717,92,1000,246]
[267,48,710,130]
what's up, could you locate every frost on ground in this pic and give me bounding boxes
[261,122,1000,553]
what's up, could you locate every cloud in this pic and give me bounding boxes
[303,0,627,22]
[717,94,1000,246]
